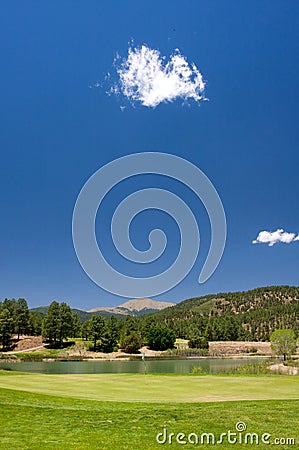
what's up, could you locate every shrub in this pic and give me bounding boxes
[146,326,176,351]
[121,332,142,354]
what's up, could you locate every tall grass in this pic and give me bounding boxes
[192,360,276,375]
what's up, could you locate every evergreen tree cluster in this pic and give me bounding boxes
[0,298,41,349]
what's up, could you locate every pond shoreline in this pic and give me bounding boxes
[0,340,286,364]
[0,354,273,363]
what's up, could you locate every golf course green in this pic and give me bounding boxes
[0,371,298,403]
[0,370,298,449]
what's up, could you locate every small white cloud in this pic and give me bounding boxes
[112,44,206,108]
[252,229,299,246]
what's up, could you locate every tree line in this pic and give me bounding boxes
[1,286,298,353]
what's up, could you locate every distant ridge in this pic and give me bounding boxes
[30,298,176,321]
[87,298,176,316]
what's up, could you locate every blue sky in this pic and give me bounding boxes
[0,1,298,309]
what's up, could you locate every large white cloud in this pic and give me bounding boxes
[252,229,299,246]
[114,44,206,108]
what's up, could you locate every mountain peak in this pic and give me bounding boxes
[87,298,175,315]
[118,298,176,312]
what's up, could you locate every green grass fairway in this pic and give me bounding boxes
[0,371,298,449]
[0,371,298,403]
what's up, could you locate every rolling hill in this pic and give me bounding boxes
[150,286,299,341]
[29,307,105,322]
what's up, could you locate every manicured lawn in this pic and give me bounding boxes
[0,371,298,449]
[0,371,298,403]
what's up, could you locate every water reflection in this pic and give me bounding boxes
[0,358,264,374]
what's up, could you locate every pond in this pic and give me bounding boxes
[0,358,265,374]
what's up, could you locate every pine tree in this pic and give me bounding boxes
[42,301,60,345]
[15,298,30,339]
[0,308,14,349]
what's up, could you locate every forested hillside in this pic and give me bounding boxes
[151,286,299,342]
